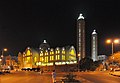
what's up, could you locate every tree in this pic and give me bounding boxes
[79,57,96,71]
[107,52,120,66]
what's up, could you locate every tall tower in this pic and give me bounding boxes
[77,14,85,61]
[91,30,98,61]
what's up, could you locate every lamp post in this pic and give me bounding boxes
[0,58,2,71]
[1,48,8,65]
[2,48,7,56]
[106,39,119,55]
[77,53,80,72]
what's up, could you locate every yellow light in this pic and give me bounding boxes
[1,55,3,58]
[106,39,111,44]
[70,49,75,55]
[34,57,37,62]
[42,58,44,61]
[56,51,57,54]
[62,51,65,54]
[3,48,7,51]
[52,52,54,54]
[112,57,114,59]
[78,53,80,57]
[106,39,120,44]
[114,39,119,44]
[0,58,2,61]
[26,50,31,55]
[52,56,54,60]
[58,55,60,60]
[62,55,65,60]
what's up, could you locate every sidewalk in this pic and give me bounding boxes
[109,71,120,77]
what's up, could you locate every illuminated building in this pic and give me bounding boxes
[22,47,39,68]
[91,30,98,61]
[18,40,77,71]
[77,14,85,60]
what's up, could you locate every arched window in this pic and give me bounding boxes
[34,57,37,62]
[26,50,31,56]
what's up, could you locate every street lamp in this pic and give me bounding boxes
[2,48,8,56]
[106,39,119,55]
[77,53,80,72]
[0,58,2,71]
[1,48,8,65]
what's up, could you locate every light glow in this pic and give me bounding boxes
[114,39,119,44]
[106,39,111,43]
[0,58,2,61]
[3,48,7,51]
[106,39,119,44]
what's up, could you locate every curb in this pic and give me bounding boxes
[109,73,120,77]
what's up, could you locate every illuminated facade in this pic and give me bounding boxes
[18,40,77,69]
[77,14,85,60]
[22,47,39,68]
[91,30,98,61]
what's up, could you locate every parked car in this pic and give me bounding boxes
[2,68,10,73]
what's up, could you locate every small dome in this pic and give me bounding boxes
[92,30,97,35]
[78,13,84,20]
[39,40,50,50]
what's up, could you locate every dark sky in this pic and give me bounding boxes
[0,0,120,56]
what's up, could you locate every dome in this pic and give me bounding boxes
[78,13,84,20]
[39,40,50,50]
[92,30,97,35]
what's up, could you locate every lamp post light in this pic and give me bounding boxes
[77,53,80,72]
[0,58,2,71]
[2,48,7,56]
[1,48,8,65]
[106,39,119,55]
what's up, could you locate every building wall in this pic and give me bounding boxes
[98,55,107,61]
[20,46,77,69]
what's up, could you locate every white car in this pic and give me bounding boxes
[2,68,10,73]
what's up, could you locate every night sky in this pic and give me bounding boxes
[0,0,120,56]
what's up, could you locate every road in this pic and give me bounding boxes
[0,71,120,83]
[0,71,53,83]
[75,71,120,83]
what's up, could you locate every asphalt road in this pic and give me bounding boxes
[0,71,53,83]
[0,71,120,83]
[75,71,120,83]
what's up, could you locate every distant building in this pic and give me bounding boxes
[98,55,107,61]
[18,52,23,69]
[77,14,86,61]
[91,30,98,61]
[5,55,18,66]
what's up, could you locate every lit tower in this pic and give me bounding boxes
[77,14,85,61]
[91,30,98,61]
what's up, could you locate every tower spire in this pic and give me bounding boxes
[92,30,97,35]
[78,13,84,20]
